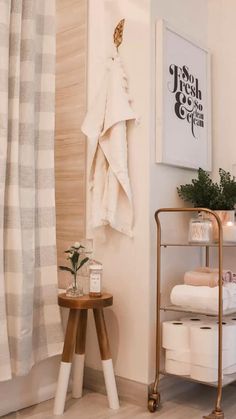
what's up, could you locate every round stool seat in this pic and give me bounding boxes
[58,293,113,310]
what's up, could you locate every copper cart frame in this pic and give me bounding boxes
[147,207,233,419]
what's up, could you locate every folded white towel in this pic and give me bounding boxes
[170,284,233,314]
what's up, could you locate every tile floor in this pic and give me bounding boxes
[2,384,236,419]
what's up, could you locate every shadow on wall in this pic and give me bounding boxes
[104,307,120,365]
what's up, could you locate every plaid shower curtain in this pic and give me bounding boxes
[0,0,63,380]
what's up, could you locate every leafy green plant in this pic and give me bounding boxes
[59,242,89,290]
[177,168,236,210]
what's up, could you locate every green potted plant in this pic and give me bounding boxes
[59,242,89,297]
[177,168,236,240]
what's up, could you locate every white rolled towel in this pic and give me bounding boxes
[170,285,231,314]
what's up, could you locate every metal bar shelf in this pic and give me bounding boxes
[160,304,236,317]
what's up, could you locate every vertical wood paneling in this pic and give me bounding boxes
[55,0,87,287]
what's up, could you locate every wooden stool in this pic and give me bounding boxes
[53,293,119,415]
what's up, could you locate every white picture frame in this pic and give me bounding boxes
[155,19,212,170]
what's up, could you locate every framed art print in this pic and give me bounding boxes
[155,20,212,170]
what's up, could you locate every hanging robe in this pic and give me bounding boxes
[82,54,136,237]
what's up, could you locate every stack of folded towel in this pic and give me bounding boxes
[162,316,236,383]
[184,267,236,287]
[170,267,236,314]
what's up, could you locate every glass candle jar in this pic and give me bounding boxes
[223,221,236,243]
[89,260,103,297]
[188,215,213,244]
[79,239,94,294]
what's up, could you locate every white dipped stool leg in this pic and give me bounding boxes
[102,359,119,409]
[54,309,79,415]
[54,362,72,415]
[72,309,87,398]
[93,309,119,410]
[73,354,85,398]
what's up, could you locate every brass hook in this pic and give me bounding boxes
[113,19,125,52]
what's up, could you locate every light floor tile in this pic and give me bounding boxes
[2,384,236,419]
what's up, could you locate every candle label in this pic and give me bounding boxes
[90,273,101,293]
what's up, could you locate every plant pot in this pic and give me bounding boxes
[203,210,235,242]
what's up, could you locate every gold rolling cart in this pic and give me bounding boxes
[148,208,236,419]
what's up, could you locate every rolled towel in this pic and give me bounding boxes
[211,269,235,284]
[170,284,231,314]
[184,270,218,287]
[184,267,234,287]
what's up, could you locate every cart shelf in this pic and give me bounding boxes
[148,207,233,419]
[160,304,236,317]
[159,370,236,389]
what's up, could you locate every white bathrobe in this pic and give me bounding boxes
[82,54,136,237]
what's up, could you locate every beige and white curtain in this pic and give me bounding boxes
[0,0,63,381]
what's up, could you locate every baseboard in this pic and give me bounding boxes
[84,366,149,407]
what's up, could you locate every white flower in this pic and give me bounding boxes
[73,242,80,248]
[67,253,73,259]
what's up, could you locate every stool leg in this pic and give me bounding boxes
[93,309,119,410]
[54,309,79,415]
[72,309,88,398]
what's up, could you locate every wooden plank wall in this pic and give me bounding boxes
[55,0,87,287]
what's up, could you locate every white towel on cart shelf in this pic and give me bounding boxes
[170,284,236,314]
[81,54,136,237]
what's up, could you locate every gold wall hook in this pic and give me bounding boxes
[113,18,125,51]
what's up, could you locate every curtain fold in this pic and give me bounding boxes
[0,0,63,381]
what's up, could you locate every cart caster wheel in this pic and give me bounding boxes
[203,411,224,419]
[148,398,158,413]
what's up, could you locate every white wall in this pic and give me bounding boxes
[208,0,236,177]
[86,0,151,384]
[207,0,236,271]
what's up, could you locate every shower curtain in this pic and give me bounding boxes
[0,0,63,381]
